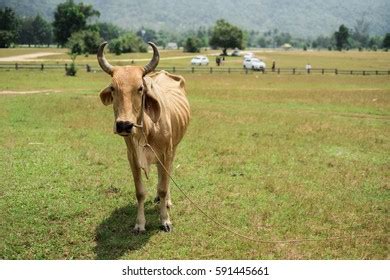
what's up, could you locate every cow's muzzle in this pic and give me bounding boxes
[116,121,134,135]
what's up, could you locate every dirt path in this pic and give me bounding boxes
[0,89,62,95]
[0,52,61,62]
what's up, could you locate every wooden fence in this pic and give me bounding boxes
[0,63,389,76]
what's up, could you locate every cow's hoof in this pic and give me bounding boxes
[132,225,146,235]
[160,222,173,232]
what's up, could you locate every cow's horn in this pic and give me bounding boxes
[143,42,160,75]
[97,41,114,75]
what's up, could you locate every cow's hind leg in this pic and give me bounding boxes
[157,160,173,232]
[128,151,146,234]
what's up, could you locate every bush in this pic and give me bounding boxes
[382,33,390,49]
[67,30,102,55]
[66,62,77,76]
[110,39,123,55]
[67,32,84,55]
[83,30,102,54]
[66,53,78,76]
[183,36,202,52]
[108,33,147,55]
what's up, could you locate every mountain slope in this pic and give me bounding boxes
[1,0,389,36]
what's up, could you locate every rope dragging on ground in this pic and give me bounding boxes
[142,133,388,244]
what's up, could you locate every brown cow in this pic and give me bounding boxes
[97,42,190,233]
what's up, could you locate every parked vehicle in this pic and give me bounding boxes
[231,50,241,56]
[243,57,266,71]
[191,55,209,66]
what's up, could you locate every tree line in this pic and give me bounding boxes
[1,0,389,54]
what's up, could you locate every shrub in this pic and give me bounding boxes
[108,33,147,55]
[67,30,102,55]
[184,37,202,53]
[66,53,78,76]
[66,62,77,76]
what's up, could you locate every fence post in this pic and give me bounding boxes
[86,64,91,72]
[210,67,213,74]
[173,66,175,73]
[245,68,248,74]
[350,70,353,75]
[41,64,44,71]
[15,63,18,70]
[277,68,280,74]
[363,70,365,76]
[191,67,194,73]
[322,69,324,75]
[228,67,231,74]
[375,70,378,75]
[335,69,338,75]
[293,68,295,74]
[65,63,68,71]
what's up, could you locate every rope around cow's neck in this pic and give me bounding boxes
[133,91,146,129]
[140,130,388,244]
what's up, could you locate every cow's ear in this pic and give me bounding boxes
[99,85,113,106]
[144,85,161,123]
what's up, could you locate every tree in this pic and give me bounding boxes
[18,17,35,46]
[156,30,170,48]
[368,36,382,51]
[0,7,19,48]
[108,32,147,55]
[136,28,157,43]
[32,15,53,46]
[351,18,370,48]
[183,36,202,52]
[209,19,243,55]
[17,15,52,46]
[196,26,208,47]
[97,22,123,41]
[67,30,102,55]
[382,33,390,49]
[53,0,100,46]
[312,35,333,49]
[257,37,268,48]
[274,32,292,47]
[334,24,350,51]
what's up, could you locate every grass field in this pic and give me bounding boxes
[0,50,389,259]
[1,47,390,70]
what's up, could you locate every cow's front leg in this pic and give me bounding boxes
[154,189,172,208]
[157,160,173,232]
[127,151,146,234]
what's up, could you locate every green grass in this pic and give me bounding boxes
[1,47,390,71]
[0,51,389,260]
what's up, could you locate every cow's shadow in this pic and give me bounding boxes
[94,201,160,259]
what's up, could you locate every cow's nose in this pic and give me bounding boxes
[116,121,133,134]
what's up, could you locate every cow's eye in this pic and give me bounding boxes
[138,85,144,93]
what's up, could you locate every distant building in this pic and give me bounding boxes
[282,43,292,50]
[166,42,178,50]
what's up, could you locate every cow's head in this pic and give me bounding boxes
[97,41,161,136]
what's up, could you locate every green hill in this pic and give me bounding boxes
[1,0,389,36]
